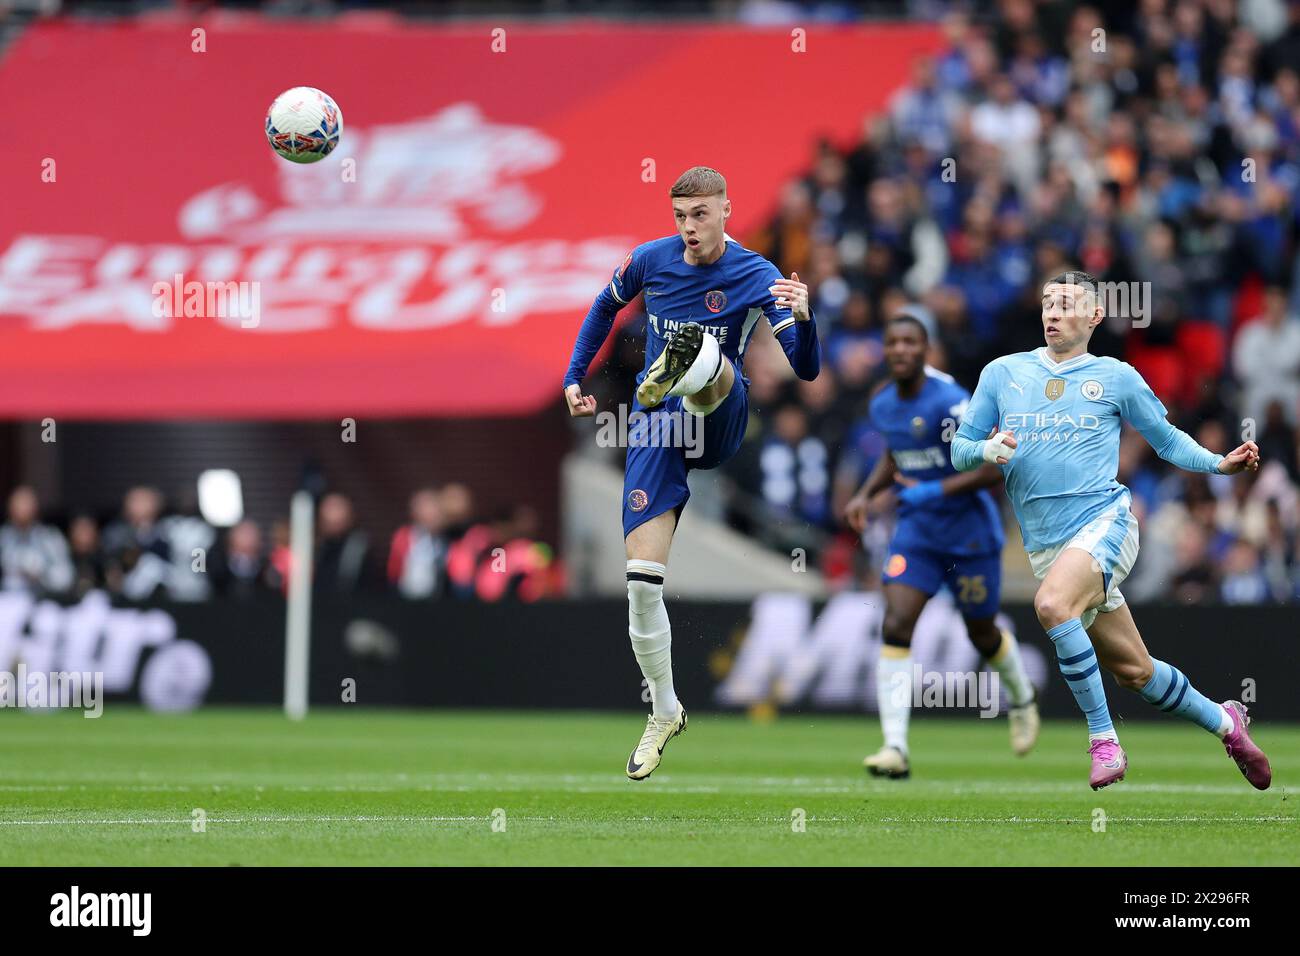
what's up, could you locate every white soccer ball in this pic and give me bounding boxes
[265,86,343,164]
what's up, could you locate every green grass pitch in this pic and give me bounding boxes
[0,708,1295,866]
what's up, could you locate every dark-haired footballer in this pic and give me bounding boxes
[845,312,1039,779]
[951,271,1270,791]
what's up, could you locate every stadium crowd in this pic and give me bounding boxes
[590,0,1300,603]
[8,0,1300,607]
[0,484,563,604]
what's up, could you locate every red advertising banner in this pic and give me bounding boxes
[0,16,941,418]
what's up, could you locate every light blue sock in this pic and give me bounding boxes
[1046,618,1115,737]
[1139,658,1228,736]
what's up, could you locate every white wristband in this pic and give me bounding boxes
[983,432,1016,464]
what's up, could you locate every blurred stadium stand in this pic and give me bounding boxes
[2,0,1300,610]
[591,0,1300,604]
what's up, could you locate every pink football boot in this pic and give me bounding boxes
[1221,701,1272,790]
[1088,738,1128,790]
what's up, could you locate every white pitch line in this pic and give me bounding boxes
[0,778,1285,796]
[0,814,1292,828]
[875,816,1297,824]
[0,764,1292,797]
[0,816,502,826]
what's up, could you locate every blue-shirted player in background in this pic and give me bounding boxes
[952,271,1272,791]
[563,167,820,779]
[845,313,1039,779]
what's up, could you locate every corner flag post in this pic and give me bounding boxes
[284,490,314,720]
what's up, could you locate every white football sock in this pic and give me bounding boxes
[877,648,913,755]
[1215,704,1233,739]
[987,629,1034,708]
[626,559,678,720]
[668,330,723,397]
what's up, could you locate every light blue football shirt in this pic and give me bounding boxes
[951,348,1223,550]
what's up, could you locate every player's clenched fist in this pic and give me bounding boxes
[769,271,810,322]
[1217,440,1260,474]
[564,383,596,417]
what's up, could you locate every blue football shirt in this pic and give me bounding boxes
[564,235,819,390]
[870,367,1004,556]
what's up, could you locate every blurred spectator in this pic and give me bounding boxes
[825,290,884,376]
[388,488,449,599]
[756,404,832,529]
[1232,285,1300,427]
[102,486,172,602]
[1220,539,1271,604]
[971,75,1042,189]
[266,519,293,595]
[1261,498,1298,598]
[216,520,270,599]
[314,493,376,594]
[748,180,816,280]
[929,285,986,385]
[446,504,562,601]
[1257,399,1300,483]
[1171,521,1217,604]
[942,220,1020,340]
[160,486,216,602]
[438,482,475,539]
[67,513,106,597]
[890,56,961,157]
[0,486,73,595]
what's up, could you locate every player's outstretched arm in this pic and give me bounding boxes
[1117,363,1249,474]
[1130,416,1231,474]
[768,272,820,381]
